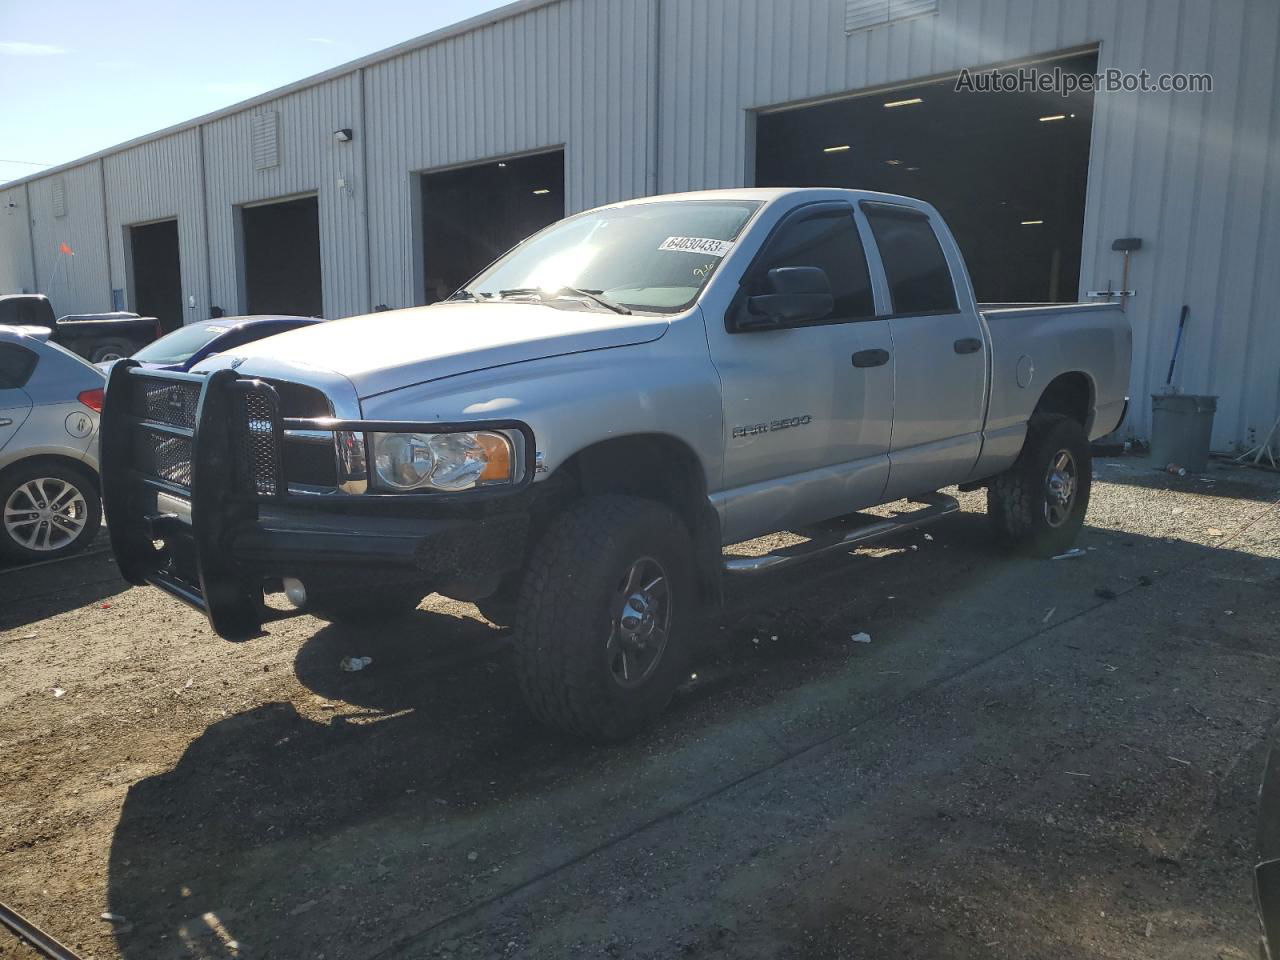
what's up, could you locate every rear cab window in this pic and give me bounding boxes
[863,204,959,316]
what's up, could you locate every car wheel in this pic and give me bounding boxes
[303,582,426,625]
[0,461,102,563]
[512,495,694,742]
[88,339,132,363]
[987,414,1092,556]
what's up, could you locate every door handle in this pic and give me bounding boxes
[851,348,891,368]
[954,337,982,355]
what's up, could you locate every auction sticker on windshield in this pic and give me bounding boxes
[659,236,734,256]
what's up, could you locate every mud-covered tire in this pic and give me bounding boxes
[303,583,425,626]
[987,414,1092,556]
[512,495,695,742]
[0,460,102,563]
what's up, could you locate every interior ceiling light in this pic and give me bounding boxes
[884,97,923,108]
[1021,219,1044,225]
[823,144,851,153]
[497,162,507,168]
[1039,114,1067,122]
[532,188,551,195]
[884,159,903,165]
[906,166,920,171]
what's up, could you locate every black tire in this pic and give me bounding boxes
[88,339,133,363]
[0,460,102,563]
[303,582,425,625]
[987,414,1092,556]
[512,495,695,742]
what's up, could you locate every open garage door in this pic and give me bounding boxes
[420,150,565,303]
[756,51,1098,304]
[128,218,182,333]
[241,195,323,317]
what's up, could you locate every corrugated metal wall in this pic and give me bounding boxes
[103,129,208,323]
[202,72,368,319]
[655,0,1280,449]
[26,163,111,315]
[2,0,1276,450]
[0,184,35,293]
[362,0,654,308]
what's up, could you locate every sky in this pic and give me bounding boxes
[0,0,508,185]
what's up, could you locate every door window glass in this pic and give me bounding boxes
[864,205,958,315]
[750,208,874,321]
[0,343,39,389]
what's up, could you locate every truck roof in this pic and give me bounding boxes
[600,186,933,209]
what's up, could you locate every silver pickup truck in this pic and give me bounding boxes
[101,188,1130,740]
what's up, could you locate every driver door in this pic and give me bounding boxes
[704,202,894,543]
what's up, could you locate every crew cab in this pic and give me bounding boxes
[100,188,1131,741]
[0,294,161,363]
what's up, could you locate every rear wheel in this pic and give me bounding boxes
[987,414,1091,556]
[0,461,102,563]
[88,338,133,363]
[512,495,694,742]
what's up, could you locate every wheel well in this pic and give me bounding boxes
[556,434,723,609]
[0,454,99,492]
[1033,373,1094,429]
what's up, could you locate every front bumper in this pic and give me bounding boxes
[101,362,536,639]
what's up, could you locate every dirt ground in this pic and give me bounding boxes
[2,457,1278,960]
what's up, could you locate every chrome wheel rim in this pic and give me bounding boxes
[606,556,671,689]
[1044,449,1078,528]
[4,477,89,552]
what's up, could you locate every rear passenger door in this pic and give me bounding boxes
[0,343,37,453]
[862,202,987,500]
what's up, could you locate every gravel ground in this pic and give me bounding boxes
[1,456,1278,960]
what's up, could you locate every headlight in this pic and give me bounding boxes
[370,430,517,492]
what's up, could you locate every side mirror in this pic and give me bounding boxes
[739,266,834,330]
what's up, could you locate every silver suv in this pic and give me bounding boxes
[0,326,104,562]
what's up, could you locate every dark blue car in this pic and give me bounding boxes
[96,315,321,373]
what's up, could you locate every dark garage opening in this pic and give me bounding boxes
[128,218,183,333]
[420,150,565,303]
[756,51,1098,304]
[241,195,323,317]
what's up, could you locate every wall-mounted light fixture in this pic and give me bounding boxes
[822,144,851,153]
[334,128,353,142]
[532,188,551,195]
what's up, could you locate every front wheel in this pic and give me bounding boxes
[987,414,1092,556]
[512,495,695,742]
[0,461,102,563]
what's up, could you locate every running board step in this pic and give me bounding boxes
[722,492,959,574]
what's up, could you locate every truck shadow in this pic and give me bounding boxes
[102,511,1280,959]
[0,544,129,629]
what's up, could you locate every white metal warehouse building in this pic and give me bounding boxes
[2,0,1278,451]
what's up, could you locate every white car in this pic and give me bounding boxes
[0,325,105,561]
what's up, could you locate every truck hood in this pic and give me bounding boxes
[202,302,669,399]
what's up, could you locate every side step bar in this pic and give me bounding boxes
[723,492,959,575]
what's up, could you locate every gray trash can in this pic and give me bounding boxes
[1150,394,1217,472]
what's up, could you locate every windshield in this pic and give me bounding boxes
[464,199,762,312]
[132,323,232,365]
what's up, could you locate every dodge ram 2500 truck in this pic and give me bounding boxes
[101,188,1131,741]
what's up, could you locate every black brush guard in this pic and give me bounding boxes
[101,361,535,639]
